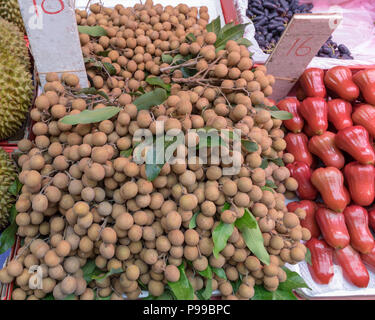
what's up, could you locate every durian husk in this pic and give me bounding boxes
[0,148,17,230]
[0,51,33,140]
[0,18,30,70]
[0,0,25,33]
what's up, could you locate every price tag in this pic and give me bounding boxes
[18,0,88,88]
[265,13,342,101]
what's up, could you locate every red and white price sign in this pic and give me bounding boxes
[266,13,342,101]
[18,0,88,88]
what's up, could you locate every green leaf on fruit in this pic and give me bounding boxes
[196,278,212,300]
[78,25,107,37]
[237,209,270,265]
[186,33,196,43]
[146,76,171,92]
[269,110,293,120]
[206,16,221,35]
[120,148,133,158]
[215,23,249,50]
[189,212,199,229]
[168,264,194,300]
[161,54,173,64]
[265,180,277,189]
[133,88,168,110]
[241,139,259,152]
[102,62,117,76]
[8,178,22,196]
[61,107,120,125]
[212,267,227,280]
[305,248,312,266]
[91,268,123,280]
[197,265,213,279]
[235,209,257,229]
[260,158,268,169]
[212,222,234,258]
[252,267,310,300]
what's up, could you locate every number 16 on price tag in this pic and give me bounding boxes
[265,13,342,101]
[18,0,88,88]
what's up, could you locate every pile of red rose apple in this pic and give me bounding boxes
[278,67,375,288]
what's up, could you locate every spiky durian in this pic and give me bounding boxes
[0,18,33,140]
[0,0,25,33]
[0,18,30,69]
[0,147,17,230]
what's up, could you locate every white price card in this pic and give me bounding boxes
[18,0,88,88]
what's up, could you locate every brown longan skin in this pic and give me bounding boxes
[11,3,301,300]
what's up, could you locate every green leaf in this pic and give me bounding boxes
[102,62,117,76]
[60,107,120,125]
[235,209,257,230]
[42,293,54,300]
[64,294,76,300]
[270,158,285,167]
[172,54,186,65]
[305,248,312,266]
[133,88,168,110]
[78,25,107,37]
[120,148,133,158]
[212,222,234,258]
[222,202,231,212]
[269,110,293,120]
[168,264,194,300]
[196,278,212,300]
[231,278,242,293]
[143,290,176,300]
[78,87,109,100]
[186,33,196,42]
[265,180,278,189]
[146,76,171,92]
[145,137,178,181]
[261,186,275,193]
[8,206,17,224]
[0,221,17,255]
[268,105,279,111]
[180,67,198,78]
[206,16,221,35]
[197,265,213,279]
[252,267,310,300]
[260,158,269,169]
[161,54,173,64]
[189,212,199,229]
[236,38,252,47]
[238,209,270,265]
[92,268,123,280]
[212,267,227,280]
[197,129,228,150]
[96,294,111,300]
[82,260,99,283]
[215,23,249,50]
[218,22,235,38]
[8,178,22,196]
[96,50,110,57]
[241,139,259,152]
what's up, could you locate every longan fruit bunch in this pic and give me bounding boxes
[1,0,310,301]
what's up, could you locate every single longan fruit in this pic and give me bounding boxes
[61,276,77,295]
[73,201,90,217]
[44,250,60,267]
[164,265,180,282]
[179,194,198,211]
[101,227,117,244]
[64,257,80,274]
[56,240,71,257]
[7,260,23,277]
[126,265,140,281]
[283,212,299,229]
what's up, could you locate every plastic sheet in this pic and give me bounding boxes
[235,0,375,68]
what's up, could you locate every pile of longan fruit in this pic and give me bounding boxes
[0,0,310,301]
